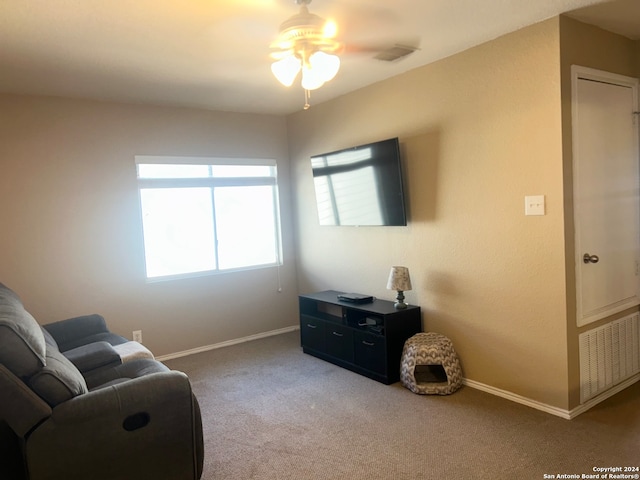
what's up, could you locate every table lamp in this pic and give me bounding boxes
[387,266,412,309]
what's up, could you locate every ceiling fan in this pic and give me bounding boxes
[270,0,343,109]
[269,0,420,110]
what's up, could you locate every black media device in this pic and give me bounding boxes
[337,293,374,304]
[310,137,407,226]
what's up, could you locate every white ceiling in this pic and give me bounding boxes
[0,0,638,115]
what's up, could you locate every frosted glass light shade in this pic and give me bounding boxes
[309,51,340,82]
[301,64,325,90]
[387,266,412,291]
[271,56,302,87]
[301,52,340,90]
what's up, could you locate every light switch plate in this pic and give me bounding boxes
[525,195,545,216]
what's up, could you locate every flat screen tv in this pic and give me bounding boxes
[310,137,407,226]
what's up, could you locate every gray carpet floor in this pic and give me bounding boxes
[165,331,640,480]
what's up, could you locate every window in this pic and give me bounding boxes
[135,157,281,280]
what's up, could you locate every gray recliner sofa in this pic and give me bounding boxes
[0,283,204,480]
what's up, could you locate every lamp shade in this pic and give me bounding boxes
[301,52,340,90]
[271,55,302,87]
[301,63,326,90]
[309,51,340,82]
[387,266,412,291]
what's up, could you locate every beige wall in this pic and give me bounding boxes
[558,16,640,409]
[289,19,571,408]
[0,94,299,356]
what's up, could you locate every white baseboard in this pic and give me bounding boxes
[155,325,300,362]
[464,373,640,420]
[462,378,573,419]
[567,373,640,419]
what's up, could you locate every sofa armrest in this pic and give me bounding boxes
[25,371,203,480]
[0,365,52,438]
[62,341,122,373]
[43,314,109,346]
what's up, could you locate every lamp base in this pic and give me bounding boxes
[394,290,408,309]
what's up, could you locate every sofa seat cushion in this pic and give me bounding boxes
[85,358,170,391]
[0,284,46,378]
[89,378,130,390]
[29,345,88,407]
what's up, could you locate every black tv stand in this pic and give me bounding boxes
[299,290,422,384]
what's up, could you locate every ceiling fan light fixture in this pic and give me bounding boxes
[271,55,302,87]
[270,0,342,108]
[309,51,340,83]
[280,12,323,37]
[322,19,338,39]
[301,64,325,91]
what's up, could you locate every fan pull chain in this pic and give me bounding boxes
[304,89,311,110]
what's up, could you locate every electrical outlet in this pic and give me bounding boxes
[133,330,143,344]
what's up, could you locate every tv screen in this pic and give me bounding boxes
[310,137,407,226]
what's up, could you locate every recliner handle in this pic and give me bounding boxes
[122,412,150,431]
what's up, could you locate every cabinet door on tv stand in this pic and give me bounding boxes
[354,330,386,376]
[324,323,354,363]
[300,316,326,352]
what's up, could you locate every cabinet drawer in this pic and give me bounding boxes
[325,324,354,363]
[300,317,326,352]
[354,331,386,374]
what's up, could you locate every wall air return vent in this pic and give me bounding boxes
[579,313,640,403]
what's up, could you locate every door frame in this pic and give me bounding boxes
[571,65,640,327]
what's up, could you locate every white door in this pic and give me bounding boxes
[572,66,640,327]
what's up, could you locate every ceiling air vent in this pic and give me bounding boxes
[374,44,418,62]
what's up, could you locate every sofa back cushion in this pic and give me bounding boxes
[41,326,59,348]
[29,345,88,406]
[0,283,46,378]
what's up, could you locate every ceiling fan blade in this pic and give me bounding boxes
[340,36,421,58]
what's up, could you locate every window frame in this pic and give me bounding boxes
[135,155,283,282]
